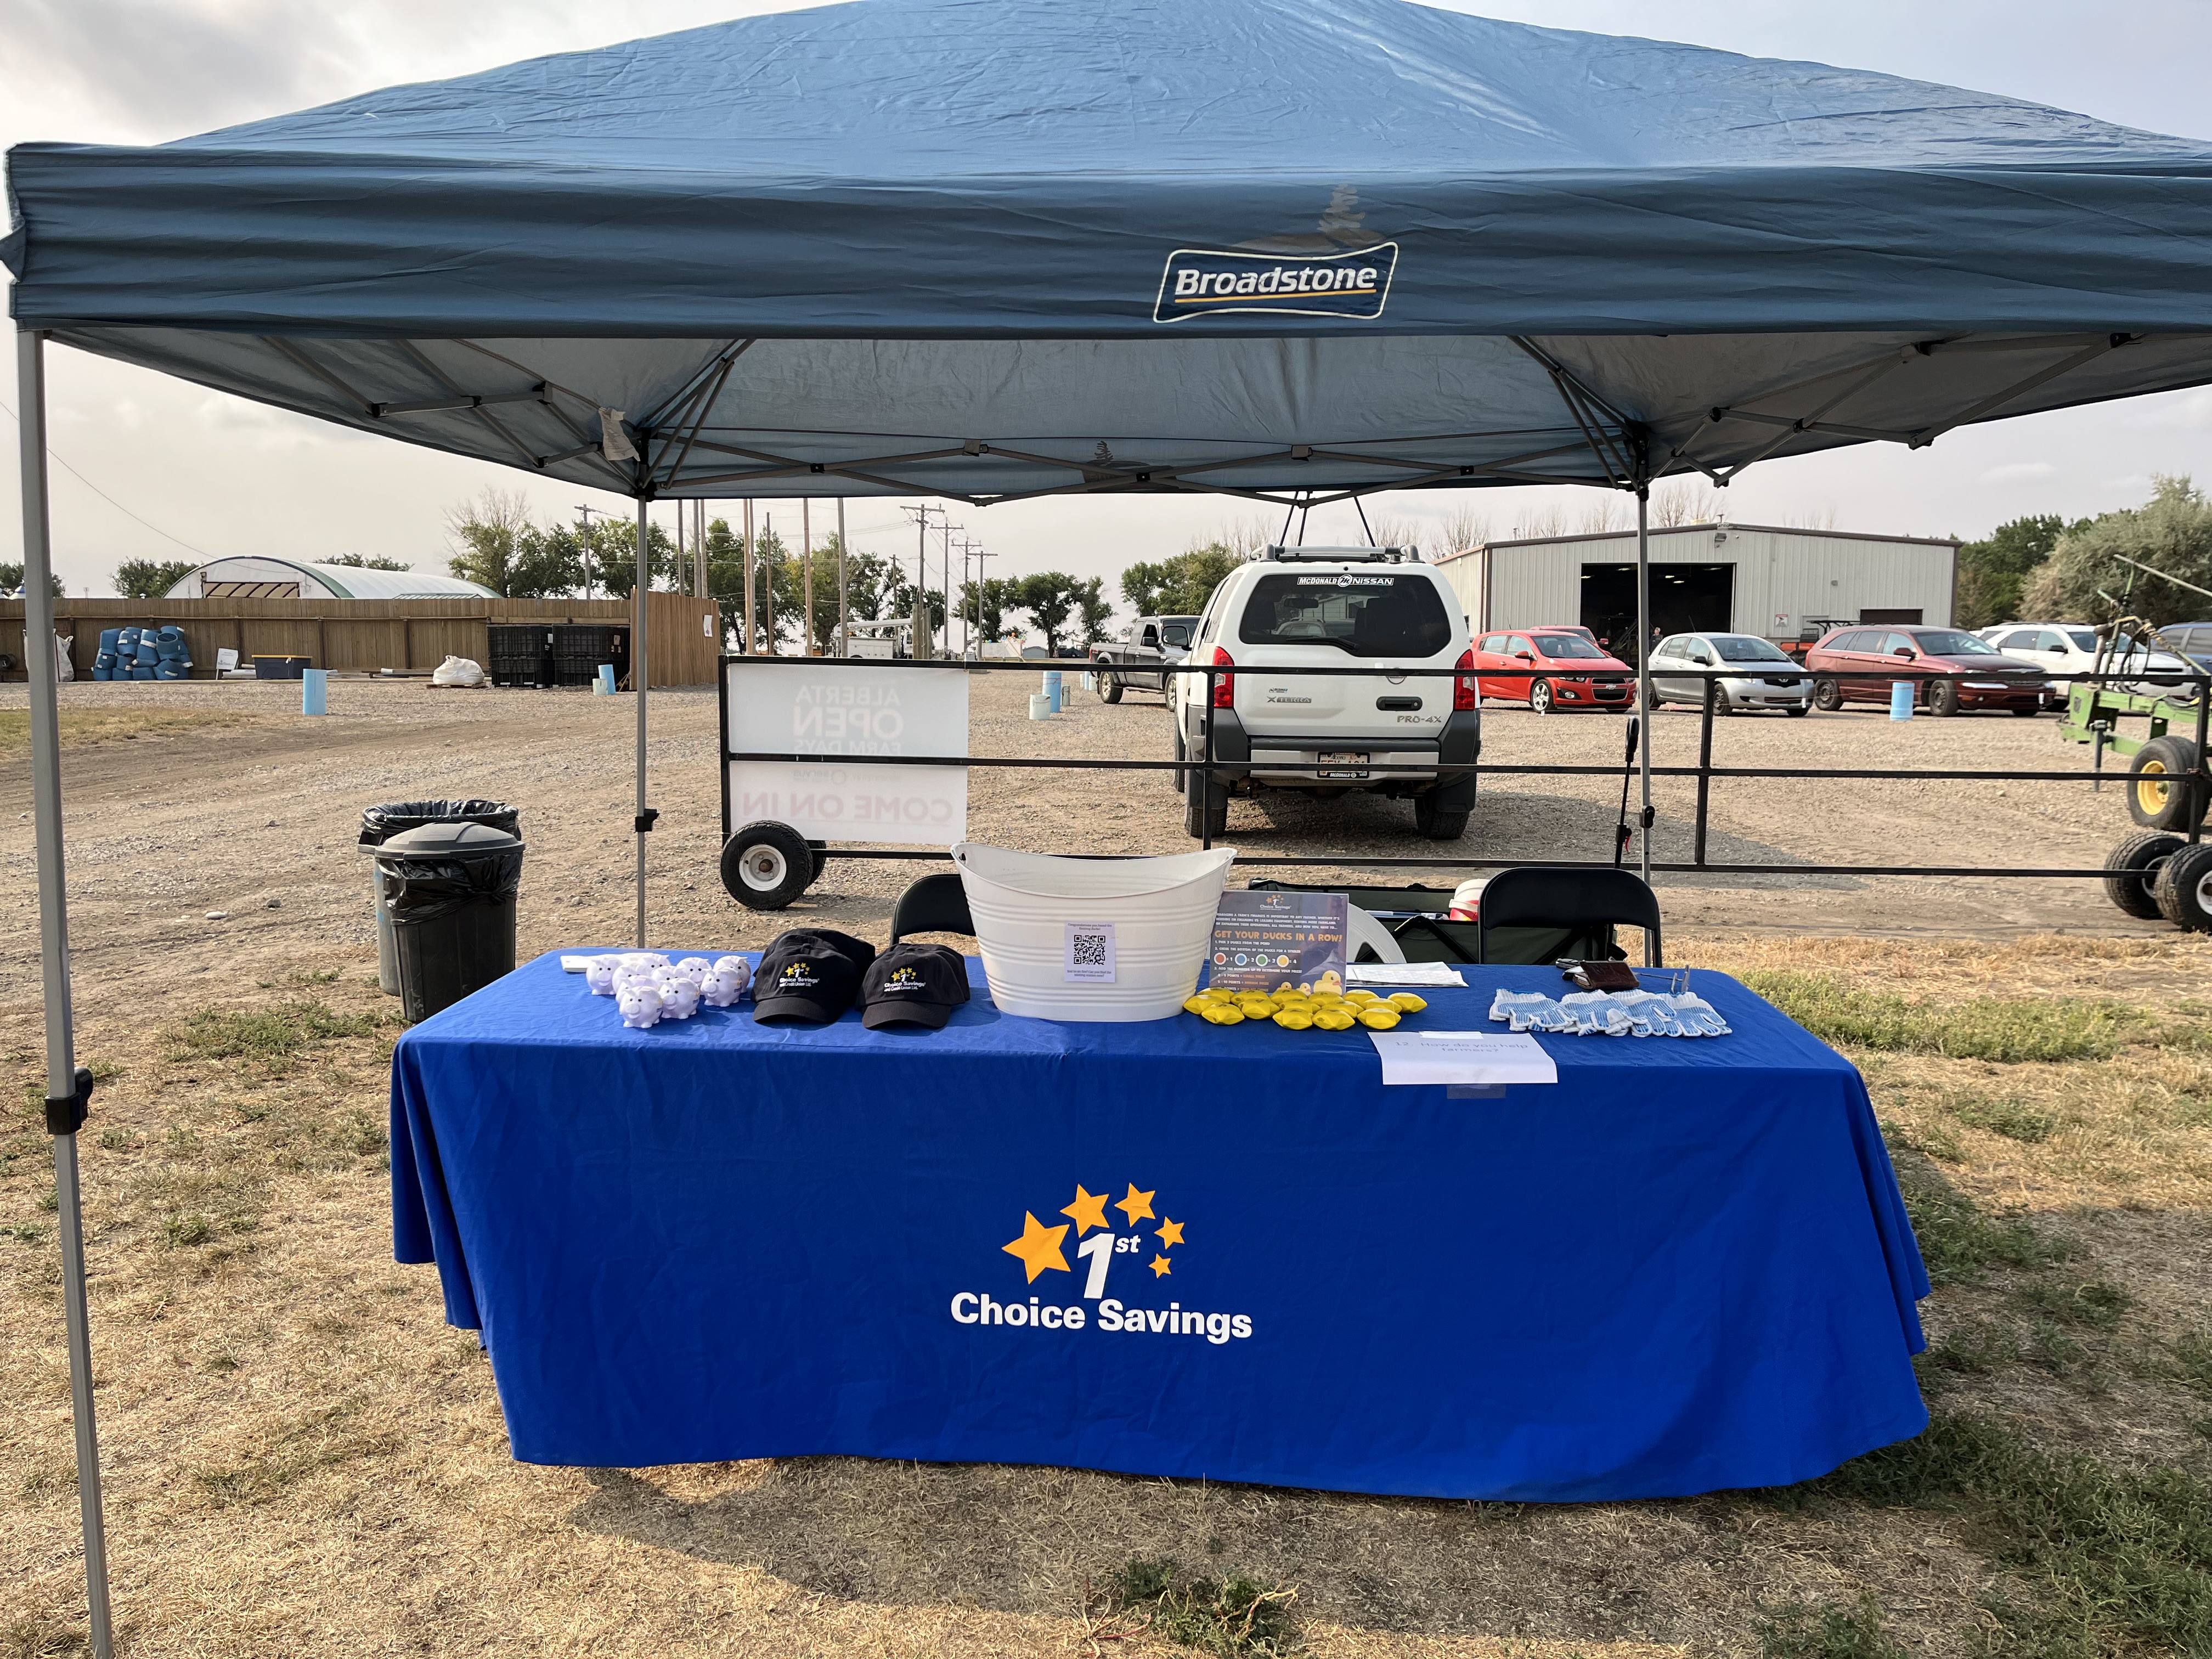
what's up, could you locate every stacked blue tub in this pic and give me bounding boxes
[92,625,192,680]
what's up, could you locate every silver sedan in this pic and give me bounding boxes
[1646,631,1814,714]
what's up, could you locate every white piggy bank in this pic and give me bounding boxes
[712,956,753,996]
[675,957,712,978]
[699,965,747,1008]
[617,983,665,1028]
[584,956,620,996]
[659,978,702,1019]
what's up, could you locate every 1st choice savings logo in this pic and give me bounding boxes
[948,1182,1254,1344]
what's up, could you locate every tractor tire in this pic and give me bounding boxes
[2128,737,2207,832]
[1812,677,1842,712]
[720,821,816,911]
[2154,842,2212,932]
[2103,830,2185,921]
[1924,678,1960,717]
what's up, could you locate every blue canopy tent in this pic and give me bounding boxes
[12,0,2212,1645]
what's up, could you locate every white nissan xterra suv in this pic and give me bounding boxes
[1170,546,1480,840]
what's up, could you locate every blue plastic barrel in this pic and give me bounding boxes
[1889,679,1914,720]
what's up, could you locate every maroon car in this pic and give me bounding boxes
[1803,626,2053,715]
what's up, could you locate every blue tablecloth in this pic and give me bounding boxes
[390,951,1928,1499]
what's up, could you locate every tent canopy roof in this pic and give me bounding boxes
[9,0,2212,504]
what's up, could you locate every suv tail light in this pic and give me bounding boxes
[1211,646,1236,709]
[1454,649,1477,711]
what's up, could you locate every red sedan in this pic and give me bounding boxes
[1472,628,1635,713]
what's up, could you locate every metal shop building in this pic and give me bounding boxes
[1433,522,1960,650]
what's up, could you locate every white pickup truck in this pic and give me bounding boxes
[1169,546,1481,840]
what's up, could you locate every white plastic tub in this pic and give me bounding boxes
[953,842,1237,1022]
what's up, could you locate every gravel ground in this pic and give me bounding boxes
[0,670,2178,1004]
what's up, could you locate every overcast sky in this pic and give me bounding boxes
[5,0,2211,603]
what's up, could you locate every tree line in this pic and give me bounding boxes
[1955,476,2212,633]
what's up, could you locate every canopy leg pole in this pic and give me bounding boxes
[1634,484,1655,922]
[634,496,652,947]
[743,499,756,653]
[836,498,849,658]
[18,326,116,1659]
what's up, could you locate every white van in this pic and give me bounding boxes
[1169,547,1480,840]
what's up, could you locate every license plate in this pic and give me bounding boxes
[1318,751,1369,779]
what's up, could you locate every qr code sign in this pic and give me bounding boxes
[1063,920,1118,984]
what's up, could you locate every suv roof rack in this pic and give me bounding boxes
[1262,545,1419,563]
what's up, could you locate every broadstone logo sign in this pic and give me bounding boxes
[1154,242,1398,324]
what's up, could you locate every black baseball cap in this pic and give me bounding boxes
[860,943,972,1031]
[753,928,877,1024]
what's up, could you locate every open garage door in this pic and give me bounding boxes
[1581,563,1735,658]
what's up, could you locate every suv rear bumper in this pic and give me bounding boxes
[1184,707,1481,791]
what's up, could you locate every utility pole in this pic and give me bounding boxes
[969,545,997,654]
[763,509,777,654]
[692,499,707,602]
[836,498,849,658]
[952,535,982,655]
[902,503,947,656]
[939,520,963,659]
[574,504,599,599]
[802,498,815,656]
[742,499,755,653]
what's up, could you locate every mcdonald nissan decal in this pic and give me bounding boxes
[1154,242,1398,323]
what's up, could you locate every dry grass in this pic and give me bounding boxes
[0,708,258,753]
[5,932,2212,1657]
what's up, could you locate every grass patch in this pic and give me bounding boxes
[1746,972,2143,1062]
[0,707,253,753]
[1818,1413,2212,1656]
[1099,1557,1300,1656]
[1890,1150,2064,1286]
[165,1002,382,1078]
[194,1398,400,1508]
[1946,1091,2059,1144]
[1755,1594,1906,1658]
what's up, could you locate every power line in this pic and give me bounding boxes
[0,397,217,561]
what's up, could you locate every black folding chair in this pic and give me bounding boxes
[888,872,975,943]
[1476,867,1663,967]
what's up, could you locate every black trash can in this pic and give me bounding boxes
[374,821,527,1023]
[358,799,521,994]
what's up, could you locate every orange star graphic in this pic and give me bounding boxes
[1002,1212,1070,1283]
[1116,1184,1156,1226]
[1060,1185,1110,1235]
[1155,1218,1186,1249]
[1150,1254,1172,1278]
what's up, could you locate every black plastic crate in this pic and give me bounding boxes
[551,623,629,686]
[488,624,555,687]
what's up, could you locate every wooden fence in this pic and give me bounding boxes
[0,591,722,689]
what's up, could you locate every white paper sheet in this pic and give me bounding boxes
[1345,962,1468,988]
[1368,1030,1558,1086]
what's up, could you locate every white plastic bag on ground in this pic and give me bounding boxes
[430,654,486,687]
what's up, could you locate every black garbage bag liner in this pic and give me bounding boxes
[379,850,524,923]
[358,798,520,847]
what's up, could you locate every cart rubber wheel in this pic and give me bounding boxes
[1183,769,1228,839]
[2154,842,2212,932]
[1812,677,1841,711]
[1097,669,1122,704]
[2129,737,2207,831]
[1529,679,1554,715]
[2103,830,2185,921]
[721,821,816,910]
[1925,678,1960,716]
